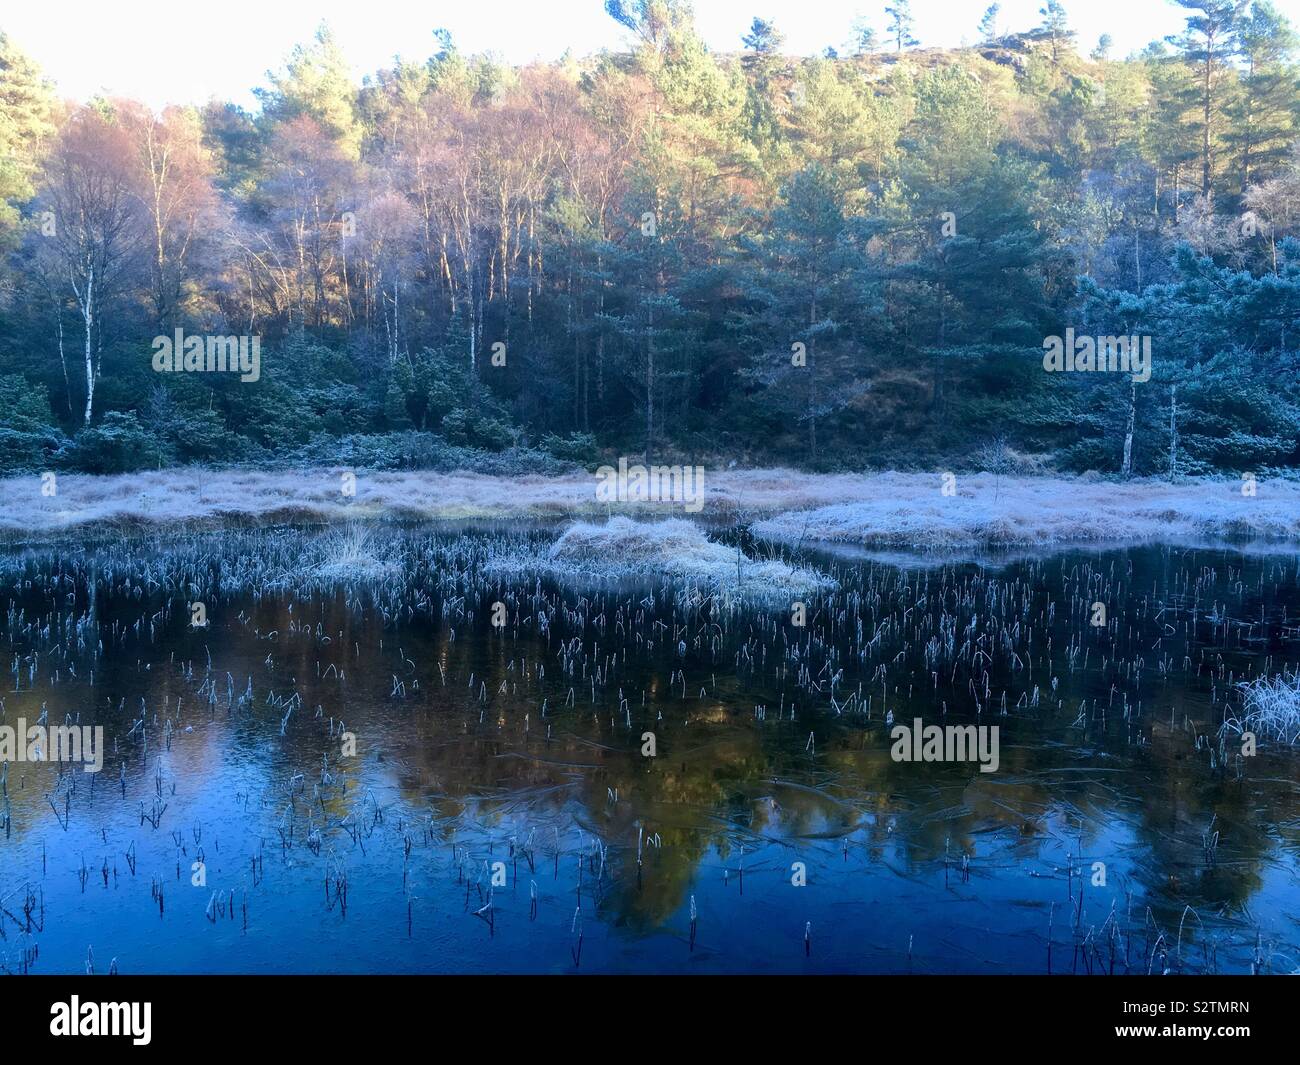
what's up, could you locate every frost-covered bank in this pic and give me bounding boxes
[751,473,1300,549]
[1,467,1297,549]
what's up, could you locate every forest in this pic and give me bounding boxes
[0,0,1298,478]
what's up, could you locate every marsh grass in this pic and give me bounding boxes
[312,523,402,582]
[1226,671,1300,744]
[488,516,836,605]
[5,468,1300,551]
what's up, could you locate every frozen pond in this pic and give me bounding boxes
[1,525,1298,974]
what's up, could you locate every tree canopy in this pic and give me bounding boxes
[1,1,1298,477]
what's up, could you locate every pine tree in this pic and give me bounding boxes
[1172,1,1248,198]
[1228,0,1298,193]
[739,164,868,463]
[1039,2,1072,65]
[1145,41,1202,218]
[255,22,364,159]
[850,17,879,55]
[741,18,785,155]
[979,5,1002,44]
[0,32,57,235]
[885,2,918,52]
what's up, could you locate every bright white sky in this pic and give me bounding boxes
[6,0,1300,110]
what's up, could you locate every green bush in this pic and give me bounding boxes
[541,431,600,464]
[278,431,577,475]
[0,426,65,473]
[59,412,163,473]
[0,374,65,472]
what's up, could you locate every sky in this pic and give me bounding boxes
[5,0,1300,110]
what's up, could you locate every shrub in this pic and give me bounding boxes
[277,431,578,475]
[59,411,163,473]
[0,374,65,471]
[540,431,599,465]
[0,426,66,473]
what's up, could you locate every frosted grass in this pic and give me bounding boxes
[1225,672,1300,746]
[2,467,1297,550]
[751,473,1300,549]
[486,516,836,605]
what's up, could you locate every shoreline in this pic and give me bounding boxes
[1,467,1298,550]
